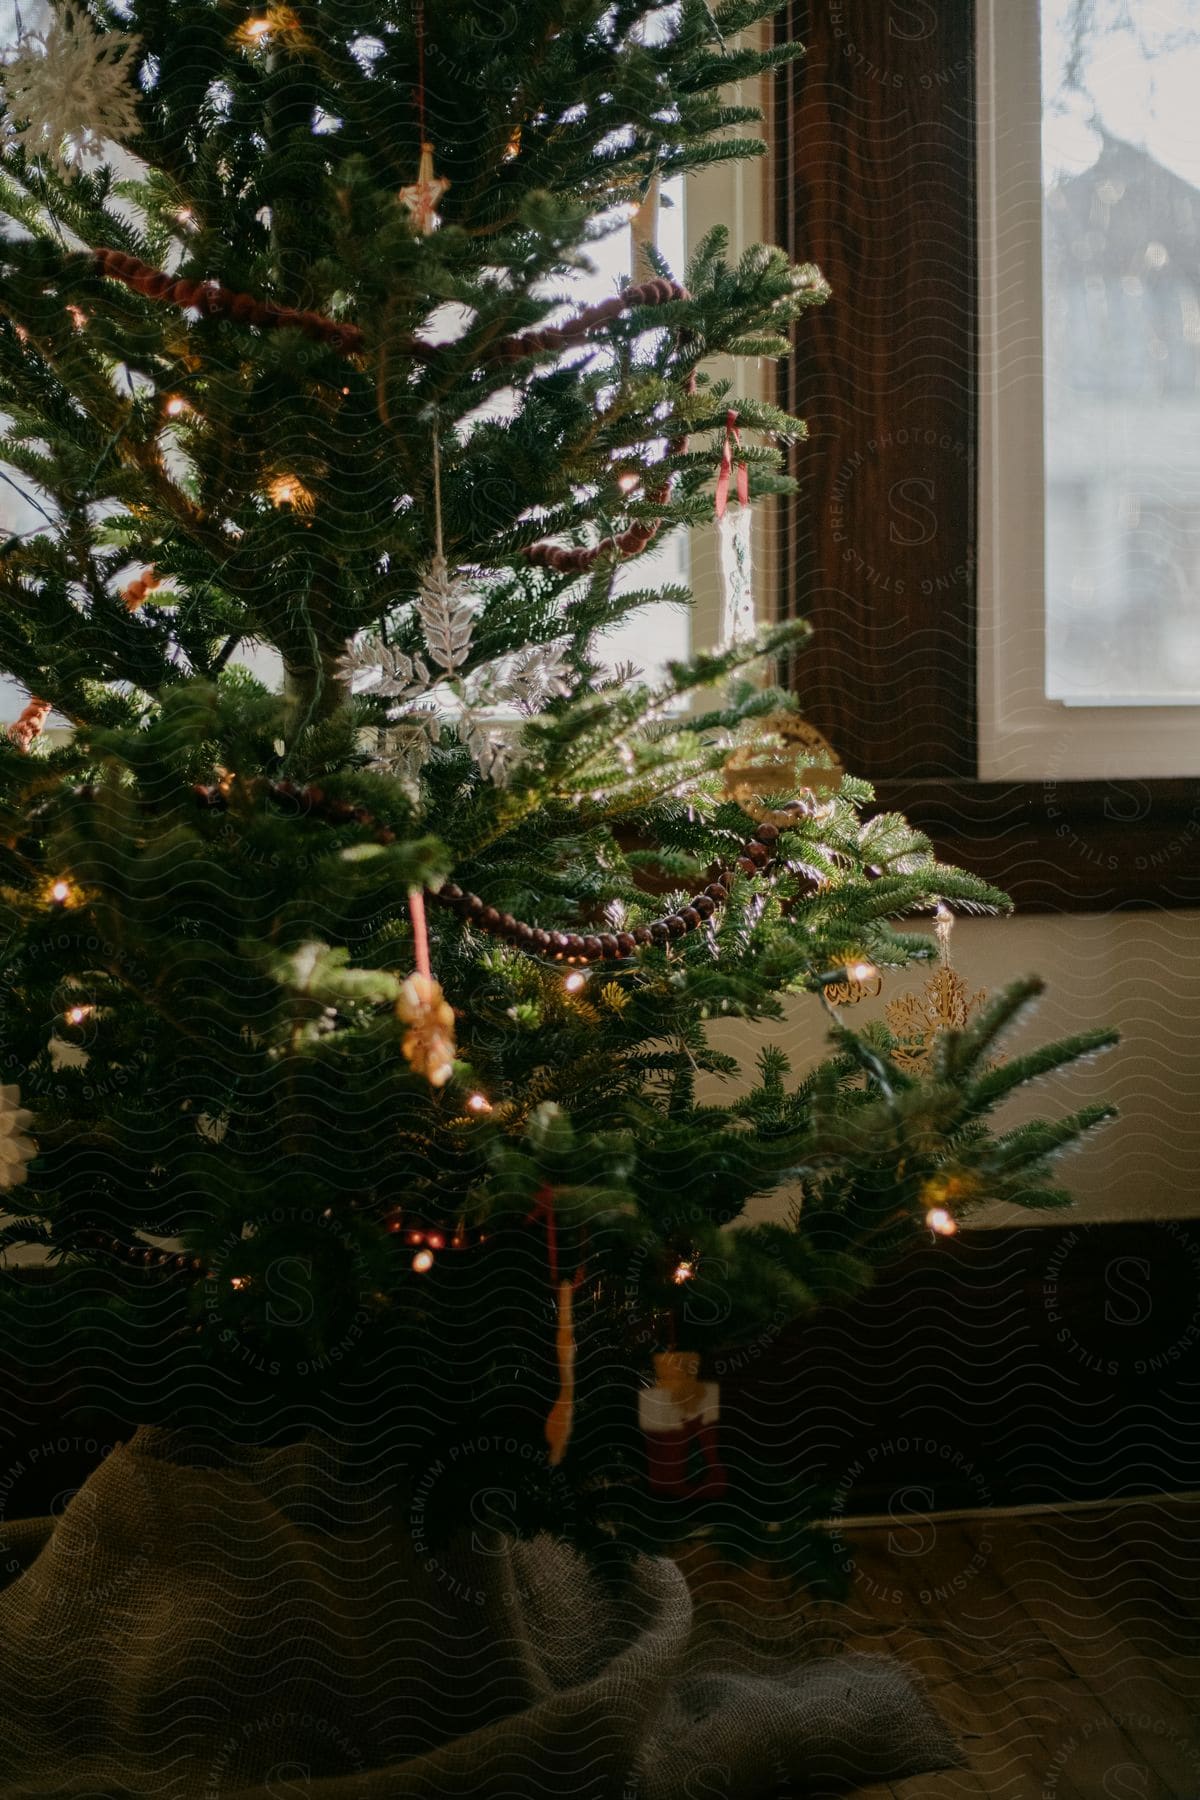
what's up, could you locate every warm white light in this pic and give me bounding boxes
[412,1248,434,1273]
[267,473,314,511]
[244,16,271,41]
[925,1206,958,1237]
[175,206,195,227]
[564,971,587,993]
[466,1092,491,1113]
[230,1275,248,1289]
[617,472,639,493]
[164,395,189,418]
[672,1260,695,1285]
[64,1005,91,1026]
[49,879,71,905]
[847,960,877,984]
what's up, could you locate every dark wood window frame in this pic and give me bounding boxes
[773,0,1200,911]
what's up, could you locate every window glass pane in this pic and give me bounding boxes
[551,181,691,683]
[1043,0,1200,703]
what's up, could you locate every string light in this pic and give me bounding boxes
[616,471,640,493]
[164,395,190,418]
[466,1092,492,1113]
[63,1004,92,1026]
[847,960,877,985]
[412,1247,434,1273]
[925,1206,958,1238]
[564,970,587,993]
[672,1260,695,1285]
[266,473,314,512]
[235,5,301,49]
[46,877,76,907]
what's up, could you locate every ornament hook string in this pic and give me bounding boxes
[414,0,426,146]
[431,420,444,560]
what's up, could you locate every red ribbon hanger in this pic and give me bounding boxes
[714,409,749,518]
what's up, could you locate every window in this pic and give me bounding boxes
[979,0,1200,774]
[775,0,1200,908]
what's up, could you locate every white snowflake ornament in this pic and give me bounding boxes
[0,1084,35,1190]
[341,553,577,789]
[2,6,142,176]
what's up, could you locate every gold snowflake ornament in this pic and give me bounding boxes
[885,965,988,1072]
[2,7,142,176]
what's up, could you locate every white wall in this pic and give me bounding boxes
[709,910,1200,1228]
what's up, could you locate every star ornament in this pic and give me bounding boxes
[1,7,142,176]
[399,142,449,235]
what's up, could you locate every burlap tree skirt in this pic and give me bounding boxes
[0,1429,958,1797]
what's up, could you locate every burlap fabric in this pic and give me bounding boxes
[0,1428,958,1798]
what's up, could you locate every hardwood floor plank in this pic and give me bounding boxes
[747,1501,1200,1798]
[840,1522,1082,1798]
[960,1513,1200,1797]
[826,1502,1200,1799]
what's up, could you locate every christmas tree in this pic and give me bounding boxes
[0,0,1115,1597]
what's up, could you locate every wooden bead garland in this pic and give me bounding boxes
[91,246,368,353]
[187,777,814,965]
[8,695,50,752]
[88,251,695,573]
[90,249,686,375]
[73,1228,204,1273]
[120,566,161,611]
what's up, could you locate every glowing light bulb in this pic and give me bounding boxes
[412,1248,434,1273]
[925,1206,958,1238]
[230,1275,248,1289]
[243,15,271,42]
[64,1004,91,1026]
[564,971,587,993]
[49,879,72,906]
[847,960,877,984]
[672,1260,695,1285]
[164,395,190,418]
[466,1093,492,1114]
[617,472,640,493]
[267,473,313,511]
[175,206,195,227]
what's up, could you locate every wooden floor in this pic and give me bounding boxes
[682,1496,1200,1799]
